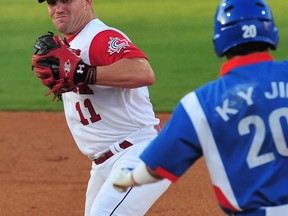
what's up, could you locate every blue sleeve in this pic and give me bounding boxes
[140,101,203,181]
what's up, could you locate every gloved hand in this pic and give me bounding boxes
[32,32,97,99]
[113,168,138,192]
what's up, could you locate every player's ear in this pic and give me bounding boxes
[85,0,92,7]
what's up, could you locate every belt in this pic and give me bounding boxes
[93,140,133,165]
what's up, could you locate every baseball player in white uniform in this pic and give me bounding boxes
[32,0,171,215]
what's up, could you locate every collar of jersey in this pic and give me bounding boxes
[65,19,99,43]
[66,29,82,43]
[220,52,274,77]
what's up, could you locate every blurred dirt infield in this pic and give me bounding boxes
[0,112,223,216]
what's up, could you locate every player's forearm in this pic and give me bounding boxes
[96,58,155,88]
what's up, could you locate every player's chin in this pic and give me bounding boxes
[52,21,69,34]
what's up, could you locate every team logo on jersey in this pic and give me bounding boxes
[107,37,129,55]
[64,60,71,74]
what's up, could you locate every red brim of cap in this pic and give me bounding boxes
[38,0,45,3]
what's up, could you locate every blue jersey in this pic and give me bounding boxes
[140,52,288,214]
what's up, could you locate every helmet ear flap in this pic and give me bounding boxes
[213,0,279,57]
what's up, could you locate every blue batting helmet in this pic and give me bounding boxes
[213,0,279,57]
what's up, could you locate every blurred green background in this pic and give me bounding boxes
[0,0,287,112]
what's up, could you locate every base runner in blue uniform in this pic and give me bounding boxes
[112,0,288,215]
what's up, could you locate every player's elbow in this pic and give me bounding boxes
[129,58,155,87]
[145,70,155,86]
[136,70,155,86]
[132,71,154,88]
[139,59,155,86]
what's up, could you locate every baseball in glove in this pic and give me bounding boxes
[32,32,97,100]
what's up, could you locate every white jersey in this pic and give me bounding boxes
[62,19,159,157]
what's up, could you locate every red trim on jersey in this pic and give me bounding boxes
[66,34,78,43]
[220,52,274,77]
[66,26,85,43]
[213,185,240,212]
[88,30,147,66]
[155,166,179,182]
